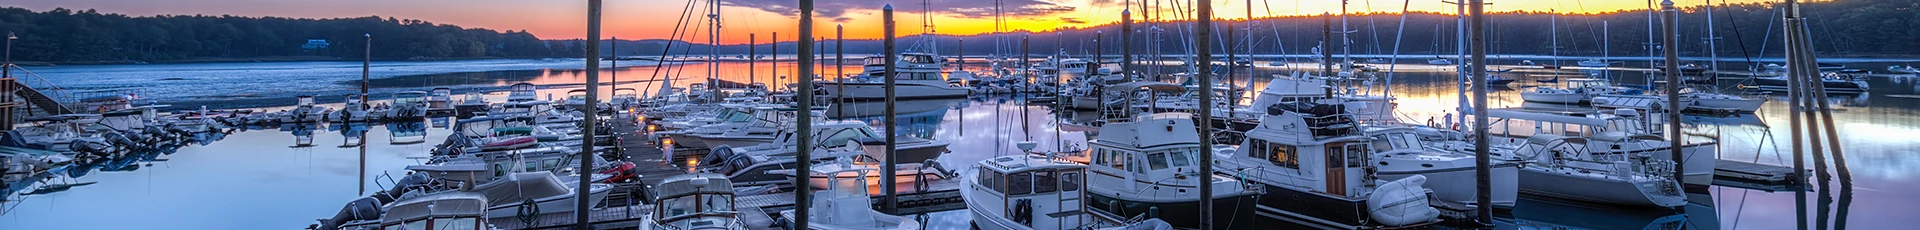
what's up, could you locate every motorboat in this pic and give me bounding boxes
[1462,109,1718,185]
[1082,113,1264,229]
[818,53,971,100]
[561,89,603,113]
[1887,65,1919,74]
[1520,78,1642,104]
[700,120,942,188]
[1677,90,1766,112]
[1364,126,1519,208]
[4,115,119,157]
[506,82,539,102]
[455,92,491,118]
[467,171,613,219]
[612,88,642,111]
[278,95,330,123]
[326,95,378,122]
[1494,134,1686,208]
[965,154,1174,230]
[386,91,430,121]
[1750,72,1869,93]
[426,87,455,116]
[323,191,490,230]
[1211,103,1440,229]
[777,166,922,230]
[643,173,747,230]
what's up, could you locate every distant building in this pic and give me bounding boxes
[302,39,330,50]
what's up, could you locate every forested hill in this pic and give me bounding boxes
[0,7,565,63]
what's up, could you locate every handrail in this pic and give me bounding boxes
[6,65,78,114]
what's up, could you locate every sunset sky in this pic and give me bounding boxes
[7,0,1785,43]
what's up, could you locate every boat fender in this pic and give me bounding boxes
[1366,175,1440,226]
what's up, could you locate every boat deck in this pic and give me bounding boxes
[486,113,965,230]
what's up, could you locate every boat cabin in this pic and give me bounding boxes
[1232,102,1374,197]
[507,83,539,102]
[651,173,743,229]
[969,155,1091,229]
[393,91,430,107]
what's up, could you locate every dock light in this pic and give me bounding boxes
[687,158,700,172]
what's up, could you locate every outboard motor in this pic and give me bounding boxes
[104,132,141,150]
[317,196,385,230]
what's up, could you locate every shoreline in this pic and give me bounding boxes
[9,56,561,66]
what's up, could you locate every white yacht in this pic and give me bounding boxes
[454,91,490,118]
[427,87,455,115]
[1213,103,1440,229]
[325,192,491,230]
[386,91,430,120]
[778,167,922,230]
[1521,78,1642,105]
[818,53,971,100]
[278,95,330,123]
[643,173,748,230]
[506,82,539,102]
[1486,134,1687,208]
[1367,126,1519,209]
[326,95,377,122]
[1082,113,1263,229]
[1468,109,1717,185]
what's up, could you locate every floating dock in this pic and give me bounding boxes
[1712,159,1808,187]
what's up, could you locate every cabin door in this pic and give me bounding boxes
[1325,144,1346,196]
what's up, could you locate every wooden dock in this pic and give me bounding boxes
[1713,159,1808,185]
[485,113,967,230]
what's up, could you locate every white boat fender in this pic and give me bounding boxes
[1366,174,1440,226]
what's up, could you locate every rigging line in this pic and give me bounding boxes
[1261,0,1294,72]
[1376,0,1409,118]
[639,0,705,96]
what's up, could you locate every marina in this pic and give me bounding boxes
[0,0,1916,229]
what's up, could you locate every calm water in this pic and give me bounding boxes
[2,58,1916,229]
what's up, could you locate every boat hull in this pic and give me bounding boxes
[1517,167,1687,208]
[1520,92,1586,104]
[1377,163,1519,208]
[1751,77,1867,93]
[482,183,613,218]
[1086,192,1260,230]
[1684,97,1766,112]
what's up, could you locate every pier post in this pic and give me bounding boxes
[1469,0,1493,225]
[795,0,817,228]
[882,4,900,214]
[1122,10,1132,76]
[1782,0,1808,228]
[836,25,845,106]
[578,0,602,228]
[1322,13,1335,78]
[751,34,757,86]
[2,32,12,130]
[359,33,370,196]
[1660,0,1686,189]
[1196,0,1215,229]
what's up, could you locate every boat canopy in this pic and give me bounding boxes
[656,173,733,197]
[470,172,573,205]
[380,192,489,226]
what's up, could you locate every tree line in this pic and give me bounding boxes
[0,7,573,63]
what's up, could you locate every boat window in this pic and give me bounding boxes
[1268,145,1298,169]
[1168,149,1193,167]
[401,220,427,230]
[1061,171,1082,192]
[1007,172,1034,196]
[1369,135,1394,152]
[819,129,865,148]
[1346,144,1369,168]
[437,217,478,230]
[1113,150,1129,171]
[865,57,887,65]
[902,55,933,64]
[525,161,539,172]
[493,163,509,177]
[1146,152,1170,170]
[703,194,734,212]
[542,159,561,170]
[1098,149,1113,166]
[1247,140,1269,159]
[987,171,1005,194]
[1033,170,1058,194]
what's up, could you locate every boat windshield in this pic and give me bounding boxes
[1601,117,1646,134]
[901,54,935,64]
[1571,80,1610,89]
[658,194,736,220]
[1369,132,1421,152]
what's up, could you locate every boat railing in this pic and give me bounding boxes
[4,65,80,115]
